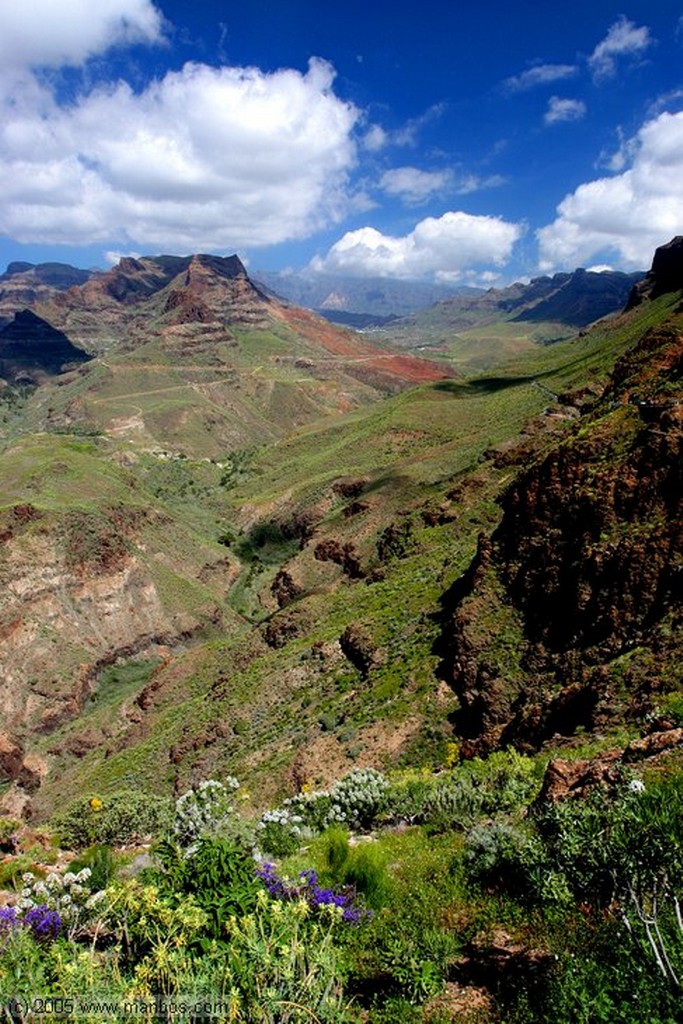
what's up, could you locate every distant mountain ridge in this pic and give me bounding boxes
[0,253,451,456]
[253,268,470,319]
[391,267,645,337]
[378,266,646,371]
[0,261,94,327]
[0,258,645,330]
[34,253,449,383]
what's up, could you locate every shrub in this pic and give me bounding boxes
[69,844,117,891]
[104,878,207,962]
[463,821,536,892]
[419,752,541,834]
[257,807,303,857]
[283,789,334,833]
[172,777,241,850]
[220,893,352,1022]
[157,836,261,938]
[0,854,37,891]
[382,774,433,826]
[421,773,483,833]
[17,868,105,940]
[327,769,389,831]
[461,748,541,813]
[53,791,173,849]
[533,774,683,990]
[283,769,389,835]
[0,925,51,1000]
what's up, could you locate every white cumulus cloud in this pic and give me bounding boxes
[0,0,165,71]
[311,211,523,281]
[544,97,587,125]
[0,2,360,253]
[537,110,683,270]
[379,167,451,203]
[588,16,651,82]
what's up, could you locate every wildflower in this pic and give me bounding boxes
[89,798,103,812]
[23,905,62,941]
[255,863,369,923]
[0,906,18,934]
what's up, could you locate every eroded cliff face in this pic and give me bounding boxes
[442,320,683,754]
[0,501,230,815]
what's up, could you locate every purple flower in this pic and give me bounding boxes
[342,905,365,923]
[0,906,18,934]
[299,869,318,886]
[256,863,368,923]
[23,906,62,941]
[256,863,293,899]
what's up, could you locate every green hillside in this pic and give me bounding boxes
[0,254,681,1024]
[6,284,675,818]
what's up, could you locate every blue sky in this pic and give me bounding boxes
[0,0,682,284]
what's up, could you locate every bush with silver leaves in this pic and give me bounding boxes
[327,768,389,831]
[173,777,241,850]
[283,769,389,836]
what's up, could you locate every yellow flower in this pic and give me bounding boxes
[89,797,103,812]
[228,989,241,1022]
[444,742,460,769]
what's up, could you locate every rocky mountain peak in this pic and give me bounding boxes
[626,235,683,309]
[187,253,248,280]
[4,261,34,276]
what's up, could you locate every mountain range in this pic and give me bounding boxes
[0,240,679,824]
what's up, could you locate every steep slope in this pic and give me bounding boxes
[440,240,683,755]
[0,309,91,382]
[513,266,642,326]
[25,262,679,819]
[0,434,242,817]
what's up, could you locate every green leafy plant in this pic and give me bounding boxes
[69,845,117,892]
[0,817,20,853]
[463,821,537,894]
[157,836,261,940]
[52,791,173,849]
[257,807,303,857]
[421,773,483,833]
[218,894,352,1022]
